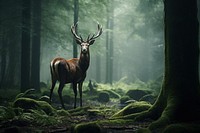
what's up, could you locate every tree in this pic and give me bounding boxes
[73,0,79,58]
[21,0,31,92]
[134,0,200,132]
[31,0,41,91]
[105,0,114,84]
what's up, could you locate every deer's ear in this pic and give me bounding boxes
[89,40,95,45]
[76,39,82,45]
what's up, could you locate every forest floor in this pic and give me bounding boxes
[0,103,152,133]
[0,80,159,132]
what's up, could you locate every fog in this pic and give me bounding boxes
[40,0,164,84]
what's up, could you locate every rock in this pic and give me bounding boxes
[98,92,110,103]
[139,94,156,104]
[120,96,131,104]
[126,89,151,101]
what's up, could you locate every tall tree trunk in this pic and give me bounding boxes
[109,0,114,85]
[31,0,41,91]
[96,54,101,82]
[135,0,200,132]
[21,0,31,92]
[105,12,110,84]
[105,0,114,84]
[73,0,79,58]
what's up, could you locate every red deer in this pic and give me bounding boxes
[50,23,102,109]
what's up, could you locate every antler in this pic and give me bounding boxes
[87,23,103,42]
[71,23,83,42]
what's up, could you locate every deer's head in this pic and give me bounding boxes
[71,23,102,54]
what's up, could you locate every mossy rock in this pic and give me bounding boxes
[126,89,151,101]
[139,94,156,104]
[112,101,152,118]
[120,96,131,104]
[13,98,54,115]
[73,122,102,133]
[98,91,110,103]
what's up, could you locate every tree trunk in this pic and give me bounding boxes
[73,0,79,58]
[109,0,114,85]
[135,0,200,131]
[31,0,41,91]
[21,0,31,92]
[96,54,101,82]
[105,10,110,84]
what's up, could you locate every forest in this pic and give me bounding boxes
[0,0,200,133]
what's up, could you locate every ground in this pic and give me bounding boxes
[0,79,159,133]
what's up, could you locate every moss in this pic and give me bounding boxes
[112,101,152,118]
[74,122,102,133]
[13,97,54,115]
[68,106,92,116]
[57,109,70,116]
[0,106,16,121]
[37,100,55,115]
[120,95,131,104]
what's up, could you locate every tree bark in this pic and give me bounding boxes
[73,0,79,58]
[21,0,31,92]
[31,0,41,91]
[135,0,200,131]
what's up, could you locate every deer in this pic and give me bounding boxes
[49,23,102,109]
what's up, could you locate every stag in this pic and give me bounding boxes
[50,23,102,109]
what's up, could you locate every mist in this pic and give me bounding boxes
[39,0,164,84]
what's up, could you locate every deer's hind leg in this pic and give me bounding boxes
[58,82,65,109]
[72,83,78,108]
[50,65,57,102]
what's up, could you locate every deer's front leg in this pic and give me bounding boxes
[72,83,77,108]
[78,82,83,107]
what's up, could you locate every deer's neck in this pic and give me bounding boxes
[78,52,90,73]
